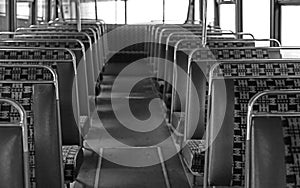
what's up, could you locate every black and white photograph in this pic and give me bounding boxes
[0,0,299,187]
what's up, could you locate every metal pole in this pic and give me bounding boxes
[201,0,207,47]
[8,0,16,32]
[236,0,243,37]
[270,0,281,46]
[185,0,195,24]
[69,0,73,20]
[124,0,127,24]
[115,0,118,24]
[214,0,220,26]
[199,0,203,22]
[50,0,58,21]
[75,0,81,31]
[163,0,165,23]
[46,0,51,22]
[31,0,37,25]
[95,0,98,20]
[59,0,65,21]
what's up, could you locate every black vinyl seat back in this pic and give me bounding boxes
[0,64,63,188]
[247,90,300,188]
[207,60,300,187]
[0,98,28,188]
[0,48,81,145]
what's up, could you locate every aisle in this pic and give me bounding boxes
[74,55,191,188]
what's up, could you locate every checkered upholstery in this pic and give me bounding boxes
[62,145,84,183]
[0,49,83,144]
[184,140,206,174]
[0,63,82,185]
[0,40,84,66]
[249,92,300,187]
[207,41,255,48]
[0,40,82,49]
[214,63,300,77]
[177,39,202,50]
[168,34,200,47]
[0,83,36,187]
[192,48,271,60]
[175,40,256,57]
[0,66,54,80]
[194,47,279,130]
[211,62,300,186]
[15,32,90,43]
[19,28,97,43]
[284,117,300,187]
[0,49,73,60]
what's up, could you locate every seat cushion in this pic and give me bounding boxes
[62,145,84,183]
[182,140,206,175]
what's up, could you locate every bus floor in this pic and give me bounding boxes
[73,57,192,188]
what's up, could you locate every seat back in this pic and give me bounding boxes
[185,47,282,141]
[247,90,300,188]
[0,39,91,115]
[0,98,28,188]
[0,64,63,188]
[0,48,81,145]
[165,35,252,102]
[14,32,98,87]
[29,23,105,61]
[17,28,102,71]
[207,60,300,186]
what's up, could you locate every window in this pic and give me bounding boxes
[243,0,270,44]
[164,0,188,23]
[281,6,300,46]
[96,0,193,24]
[219,4,235,32]
[0,0,8,31]
[37,0,47,22]
[17,1,31,28]
[127,0,162,24]
[62,0,74,19]
[96,0,124,24]
[81,0,96,19]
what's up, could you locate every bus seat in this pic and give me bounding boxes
[0,39,93,136]
[0,48,82,146]
[0,99,26,188]
[0,125,25,188]
[0,65,64,187]
[14,32,97,96]
[247,91,300,188]
[180,47,282,177]
[207,60,300,187]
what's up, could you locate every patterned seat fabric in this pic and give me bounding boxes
[182,140,206,174]
[211,62,300,186]
[0,65,83,186]
[62,145,84,183]
[283,117,300,187]
[250,92,300,187]
[0,83,37,187]
[0,66,56,187]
